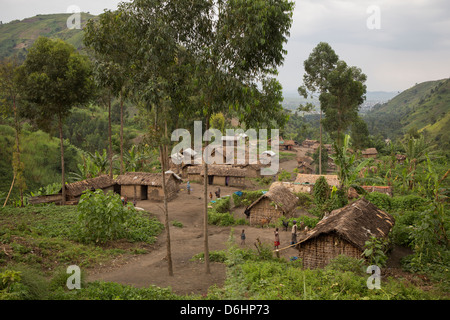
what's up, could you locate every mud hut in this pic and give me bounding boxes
[201,165,246,187]
[297,197,395,269]
[245,184,298,226]
[362,148,378,159]
[29,175,118,205]
[185,165,202,182]
[116,172,182,201]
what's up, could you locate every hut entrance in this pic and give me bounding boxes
[141,185,148,200]
[225,176,230,186]
[208,175,214,185]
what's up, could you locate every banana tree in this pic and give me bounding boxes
[331,134,373,191]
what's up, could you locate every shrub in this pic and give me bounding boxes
[213,196,230,213]
[365,192,392,211]
[294,192,313,207]
[76,189,135,244]
[313,176,330,205]
[232,190,265,207]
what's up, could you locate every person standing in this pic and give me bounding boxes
[187,181,191,194]
[274,228,280,249]
[240,229,246,245]
[291,221,298,245]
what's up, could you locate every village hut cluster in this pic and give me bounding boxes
[29,133,399,270]
[29,172,183,205]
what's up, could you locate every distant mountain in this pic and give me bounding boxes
[364,78,450,148]
[0,13,95,60]
[281,90,399,113]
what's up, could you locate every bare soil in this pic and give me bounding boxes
[87,153,416,296]
[87,180,303,296]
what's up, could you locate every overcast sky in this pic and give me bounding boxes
[1,0,449,93]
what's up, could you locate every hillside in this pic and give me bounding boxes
[0,13,95,60]
[364,78,450,148]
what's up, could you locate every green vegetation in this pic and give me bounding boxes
[0,13,94,60]
[364,78,450,149]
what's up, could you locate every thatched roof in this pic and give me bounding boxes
[283,139,296,146]
[186,165,202,174]
[297,155,314,165]
[64,175,116,197]
[246,184,298,215]
[201,165,246,177]
[294,174,340,187]
[298,198,395,251]
[362,148,378,155]
[116,172,181,186]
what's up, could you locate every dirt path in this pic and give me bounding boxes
[87,179,301,296]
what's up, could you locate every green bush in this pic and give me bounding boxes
[75,189,135,244]
[365,192,392,211]
[313,176,330,205]
[232,190,265,207]
[294,192,313,207]
[191,250,227,263]
[213,196,230,213]
[391,194,427,211]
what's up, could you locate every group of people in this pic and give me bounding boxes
[240,220,300,250]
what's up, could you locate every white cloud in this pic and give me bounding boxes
[279,0,450,93]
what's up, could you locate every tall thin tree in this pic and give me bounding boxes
[17,37,94,205]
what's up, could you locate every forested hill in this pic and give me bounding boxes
[0,13,94,60]
[364,78,450,149]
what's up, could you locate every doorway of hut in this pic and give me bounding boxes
[141,185,148,200]
[225,176,230,186]
[208,175,214,185]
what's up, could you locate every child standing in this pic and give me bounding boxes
[274,228,280,249]
[240,229,246,245]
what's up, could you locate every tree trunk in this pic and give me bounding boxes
[58,113,66,205]
[120,91,124,175]
[108,91,113,179]
[160,144,173,276]
[12,95,23,206]
[203,116,211,274]
[319,108,322,175]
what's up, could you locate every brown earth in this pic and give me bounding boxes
[87,180,304,296]
[87,152,416,296]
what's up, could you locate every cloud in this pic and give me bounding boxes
[279,0,450,92]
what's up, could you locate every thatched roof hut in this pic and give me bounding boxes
[30,175,118,205]
[294,174,340,188]
[116,172,182,201]
[297,197,395,268]
[362,148,378,158]
[201,165,246,187]
[245,184,298,226]
[64,175,117,199]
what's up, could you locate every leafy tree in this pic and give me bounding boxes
[350,116,370,150]
[331,134,373,193]
[210,112,225,133]
[320,60,367,148]
[84,10,132,176]
[298,42,339,174]
[193,0,294,274]
[0,56,26,206]
[16,37,94,205]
